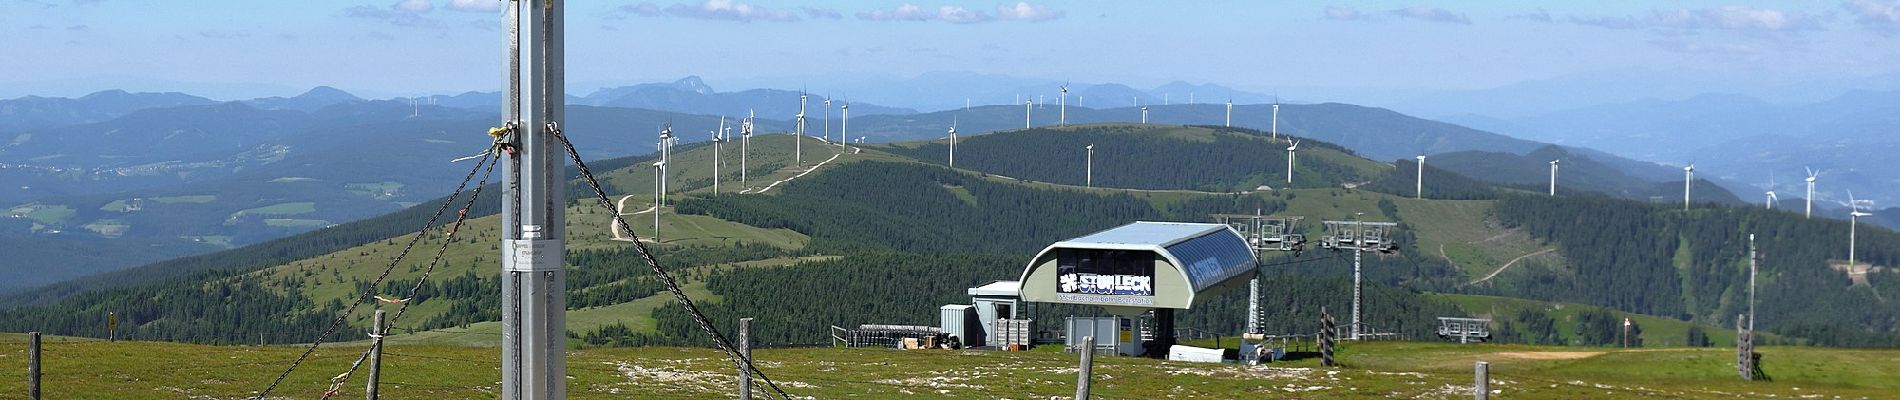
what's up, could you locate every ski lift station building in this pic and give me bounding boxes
[1017,221,1259,314]
[944,221,1258,354]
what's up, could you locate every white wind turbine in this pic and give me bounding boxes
[1848,191,1873,266]
[1085,144,1094,188]
[840,100,850,151]
[741,110,753,188]
[1024,100,1033,129]
[658,124,674,206]
[947,117,958,168]
[1764,171,1780,210]
[1285,139,1300,184]
[1415,155,1426,199]
[1270,99,1281,142]
[651,160,665,241]
[1059,82,1069,127]
[1548,159,1559,196]
[795,90,808,165]
[1806,167,1820,219]
[1225,98,1233,128]
[1140,106,1149,124]
[712,118,725,195]
[1683,163,1695,211]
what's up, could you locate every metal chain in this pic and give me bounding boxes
[316,149,501,400]
[547,123,794,400]
[253,144,499,400]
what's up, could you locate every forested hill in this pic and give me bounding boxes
[1430,146,1744,205]
[879,124,1385,192]
[1484,193,1900,346]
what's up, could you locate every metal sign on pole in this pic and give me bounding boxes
[501,1,567,399]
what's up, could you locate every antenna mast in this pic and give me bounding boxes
[501,0,567,398]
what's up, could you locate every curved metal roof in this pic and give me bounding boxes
[1039,221,1258,294]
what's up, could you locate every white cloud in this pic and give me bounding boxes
[1323,6,1365,21]
[396,0,433,13]
[448,0,501,12]
[858,3,933,21]
[804,7,842,19]
[1844,0,1900,30]
[1391,6,1469,25]
[1570,6,1822,32]
[994,1,1062,22]
[613,0,800,22]
[857,2,1060,23]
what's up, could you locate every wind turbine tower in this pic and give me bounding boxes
[1140,106,1149,124]
[1684,163,1695,211]
[795,91,807,165]
[1415,155,1426,199]
[741,110,753,188]
[823,96,832,145]
[1225,98,1233,127]
[658,125,674,206]
[1806,167,1819,219]
[1059,83,1069,127]
[948,118,958,168]
[1850,191,1872,266]
[652,160,664,241]
[1548,160,1559,196]
[1286,140,1300,184]
[1270,100,1281,142]
[712,119,724,195]
[840,101,850,150]
[1025,100,1033,129]
[1085,144,1094,188]
[1765,172,1779,210]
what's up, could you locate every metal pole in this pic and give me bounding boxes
[1473,361,1489,400]
[1352,244,1362,341]
[1748,234,1757,332]
[28,331,40,400]
[1074,335,1094,400]
[738,318,753,400]
[502,1,567,399]
[367,310,386,400]
[108,311,116,342]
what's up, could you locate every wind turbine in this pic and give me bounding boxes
[741,110,753,188]
[1285,140,1300,184]
[947,117,958,168]
[823,96,832,145]
[712,118,725,195]
[1140,106,1149,124]
[1024,100,1033,129]
[1085,144,1094,188]
[1548,159,1559,196]
[1848,191,1873,266]
[1415,155,1426,199]
[658,124,674,206]
[840,100,850,151]
[795,90,808,165]
[1764,171,1779,210]
[1683,163,1695,211]
[1270,99,1281,143]
[1059,82,1069,127]
[1225,98,1233,127]
[652,160,665,241]
[1806,167,1819,219]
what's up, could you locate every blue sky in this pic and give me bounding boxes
[5,0,1900,101]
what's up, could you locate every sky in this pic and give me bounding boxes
[6,0,1900,102]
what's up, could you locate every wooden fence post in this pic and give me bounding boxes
[366,310,385,400]
[28,331,41,400]
[739,317,753,400]
[1474,361,1489,400]
[1075,335,1094,399]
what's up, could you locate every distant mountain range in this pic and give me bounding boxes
[1443,89,1900,208]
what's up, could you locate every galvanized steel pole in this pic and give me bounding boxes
[502,1,567,399]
